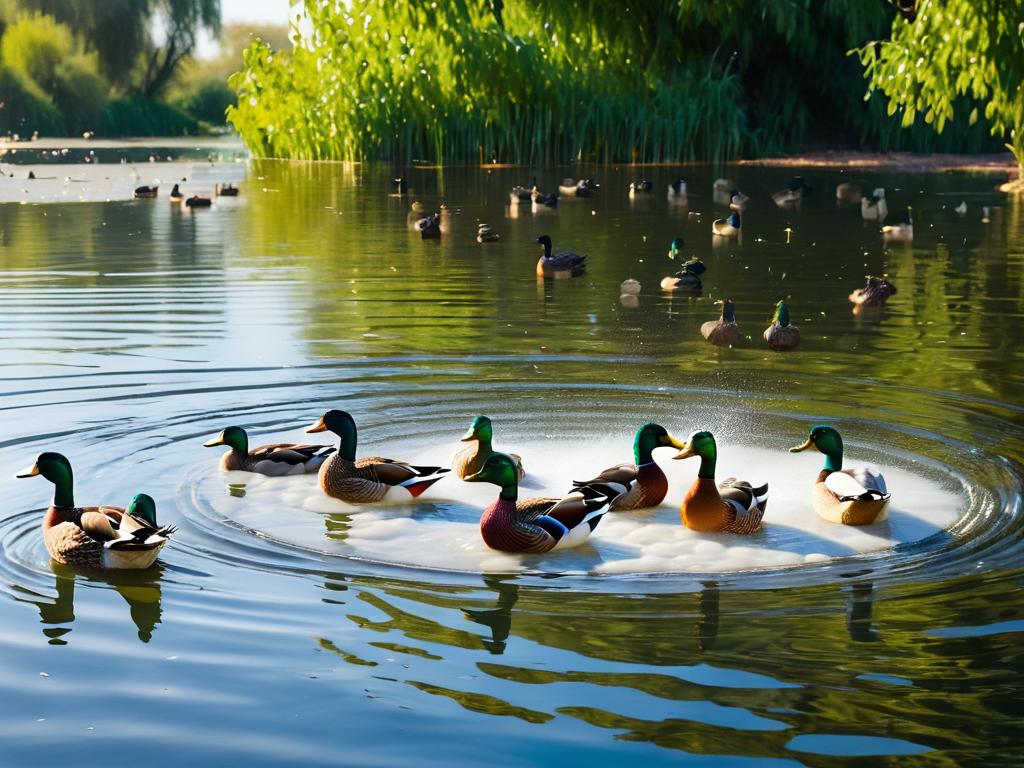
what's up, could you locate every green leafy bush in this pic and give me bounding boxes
[99,96,198,137]
[177,76,235,125]
[0,64,62,134]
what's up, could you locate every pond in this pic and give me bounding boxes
[0,155,1021,766]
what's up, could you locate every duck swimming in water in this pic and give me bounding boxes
[465,453,617,553]
[772,176,812,207]
[763,300,800,350]
[535,235,586,278]
[712,212,741,237]
[701,299,740,347]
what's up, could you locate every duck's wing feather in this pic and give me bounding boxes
[252,443,335,464]
[826,469,890,501]
[548,251,587,270]
[572,462,637,493]
[357,457,451,490]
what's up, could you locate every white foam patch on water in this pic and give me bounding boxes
[199,437,965,575]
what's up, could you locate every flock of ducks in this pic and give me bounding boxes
[133,181,238,208]
[403,173,903,345]
[17,413,890,568]
[15,170,932,572]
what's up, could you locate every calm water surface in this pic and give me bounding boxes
[0,157,1021,766]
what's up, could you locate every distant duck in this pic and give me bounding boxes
[620,278,642,295]
[453,415,524,481]
[557,178,596,197]
[849,275,897,308]
[881,207,913,242]
[216,182,239,197]
[763,300,800,350]
[306,410,451,503]
[836,182,861,204]
[185,195,212,208]
[728,189,749,210]
[415,212,442,238]
[713,178,734,193]
[629,179,653,194]
[510,185,532,205]
[674,431,768,534]
[535,235,586,278]
[169,184,183,202]
[772,176,812,207]
[712,211,741,236]
[464,452,616,553]
[204,425,335,475]
[394,177,408,195]
[790,425,890,526]
[27,170,35,180]
[667,179,688,198]
[860,188,888,221]
[954,200,967,216]
[16,453,174,570]
[133,185,158,199]
[476,223,500,243]
[531,185,559,207]
[660,257,705,292]
[701,299,740,346]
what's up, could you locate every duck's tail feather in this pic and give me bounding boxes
[400,466,451,498]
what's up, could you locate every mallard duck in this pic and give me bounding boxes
[415,212,441,238]
[772,176,812,207]
[169,183,183,202]
[861,188,888,221]
[728,189,749,211]
[712,212,741,236]
[667,179,688,198]
[531,186,559,207]
[185,195,212,208]
[204,426,335,476]
[133,185,158,199]
[660,257,705,291]
[629,179,653,194]
[849,275,897,308]
[453,415,524,480]
[465,453,616,553]
[535,235,586,278]
[306,410,450,503]
[764,300,800,350]
[674,432,767,533]
[477,224,500,243]
[16,453,174,569]
[790,425,890,525]
[570,423,684,511]
[701,299,739,346]
[836,182,861,204]
[216,183,239,197]
[881,207,913,242]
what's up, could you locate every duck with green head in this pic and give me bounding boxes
[465,453,617,553]
[203,425,335,476]
[453,416,524,480]
[674,431,768,534]
[16,452,174,569]
[790,425,890,525]
[701,299,739,347]
[571,423,684,511]
[763,300,800,350]
[306,409,450,504]
[661,239,706,291]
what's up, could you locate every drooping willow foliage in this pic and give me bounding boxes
[227,0,1006,163]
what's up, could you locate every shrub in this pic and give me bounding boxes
[0,64,62,135]
[99,96,198,137]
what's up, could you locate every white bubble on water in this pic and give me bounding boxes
[199,437,965,575]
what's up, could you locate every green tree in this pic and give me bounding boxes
[857,0,1024,174]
